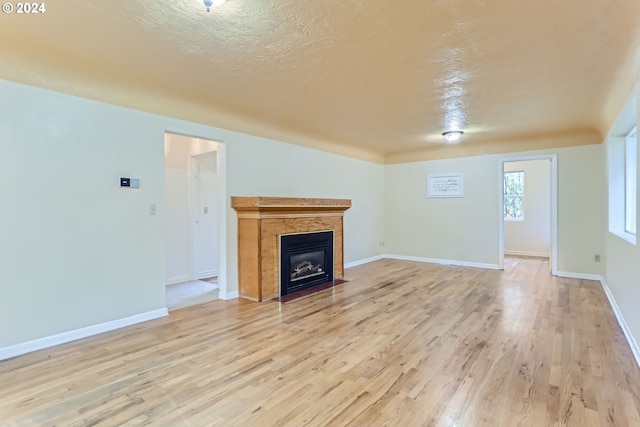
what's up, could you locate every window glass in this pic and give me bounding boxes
[504,171,524,221]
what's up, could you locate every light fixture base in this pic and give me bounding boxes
[203,0,225,11]
[442,130,464,143]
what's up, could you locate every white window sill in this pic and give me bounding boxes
[610,230,637,245]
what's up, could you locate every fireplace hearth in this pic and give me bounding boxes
[280,231,334,296]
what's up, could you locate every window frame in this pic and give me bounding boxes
[503,170,525,222]
[625,126,637,236]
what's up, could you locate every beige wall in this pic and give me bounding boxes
[504,160,551,257]
[385,145,605,275]
[385,155,500,266]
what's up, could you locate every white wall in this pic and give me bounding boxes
[0,79,385,351]
[0,81,166,349]
[164,134,191,284]
[385,145,605,274]
[504,160,551,257]
[603,88,640,360]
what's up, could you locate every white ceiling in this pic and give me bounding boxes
[1,0,639,162]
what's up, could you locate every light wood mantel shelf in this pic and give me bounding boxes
[232,197,352,216]
[231,197,352,301]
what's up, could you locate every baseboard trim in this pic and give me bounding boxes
[165,275,189,286]
[219,291,239,300]
[556,271,602,281]
[0,308,168,361]
[197,270,218,280]
[345,255,385,269]
[599,277,640,369]
[505,250,550,258]
[385,254,501,270]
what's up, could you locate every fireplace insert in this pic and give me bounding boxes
[280,231,334,296]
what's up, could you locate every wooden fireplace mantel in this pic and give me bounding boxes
[231,197,351,301]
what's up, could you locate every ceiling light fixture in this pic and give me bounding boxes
[442,130,464,143]
[203,0,226,12]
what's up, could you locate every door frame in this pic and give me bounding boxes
[498,154,558,275]
[164,132,228,299]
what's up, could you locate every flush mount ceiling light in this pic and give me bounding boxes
[442,130,464,143]
[203,0,226,12]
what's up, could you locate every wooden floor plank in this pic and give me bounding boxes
[1,257,640,426]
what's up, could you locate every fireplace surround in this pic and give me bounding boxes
[231,197,351,301]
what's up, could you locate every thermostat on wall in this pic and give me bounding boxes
[120,178,140,188]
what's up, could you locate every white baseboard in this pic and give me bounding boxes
[197,270,218,279]
[219,290,239,300]
[0,308,168,361]
[385,254,501,270]
[165,275,189,286]
[600,277,640,369]
[556,271,602,281]
[345,255,385,269]
[505,250,550,258]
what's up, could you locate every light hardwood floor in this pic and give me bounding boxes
[2,257,640,426]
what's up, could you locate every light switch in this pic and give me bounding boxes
[204,206,209,214]
[149,204,157,215]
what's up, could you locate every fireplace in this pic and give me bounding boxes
[231,197,350,301]
[280,231,334,296]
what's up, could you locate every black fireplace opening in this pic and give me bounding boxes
[280,231,334,296]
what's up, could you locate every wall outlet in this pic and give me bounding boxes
[380,241,385,247]
[149,204,157,216]
[594,254,601,262]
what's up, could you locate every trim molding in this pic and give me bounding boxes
[385,254,501,270]
[165,275,189,286]
[345,255,385,269]
[197,270,218,280]
[599,277,640,368]
[556,271,602,281]
[219,290,239,300]
[505,250,550,258]
[0,308,168,361]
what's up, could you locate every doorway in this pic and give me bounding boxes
[499,155,558,275]
[164,132,227,309]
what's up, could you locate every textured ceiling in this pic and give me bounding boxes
[1,0,640,162]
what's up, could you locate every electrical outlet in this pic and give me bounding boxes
[594,254,601,262]
[380,241,385,247]
[149,204,157,215]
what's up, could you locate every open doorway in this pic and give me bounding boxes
[499,155,558,275]
[164,132,226,309]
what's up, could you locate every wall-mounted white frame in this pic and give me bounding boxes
[427,173,464,198]
[498,154,558,275]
